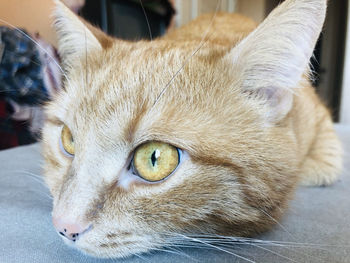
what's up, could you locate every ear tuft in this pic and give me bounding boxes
[227,0,327,123]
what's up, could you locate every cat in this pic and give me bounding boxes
[42,0,342,258]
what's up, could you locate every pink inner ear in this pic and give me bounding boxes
[259,87,289,107]
[243,86,294,123]
[262,87,294,123]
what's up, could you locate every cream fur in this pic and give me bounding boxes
[52,0,101,63]
[42,0,342,258]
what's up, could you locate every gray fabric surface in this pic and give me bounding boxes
[0,125,349,263]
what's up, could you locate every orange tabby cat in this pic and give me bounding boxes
[42,0,342,258]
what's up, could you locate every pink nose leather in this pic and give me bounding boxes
[53,216,90,242]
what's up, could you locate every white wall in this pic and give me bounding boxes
[0,0,57,46]
[340,1,350,124]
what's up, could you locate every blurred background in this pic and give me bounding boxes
[0,0,349,150]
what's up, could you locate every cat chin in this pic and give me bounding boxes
[60,235,91,255]
[74,239,154,259]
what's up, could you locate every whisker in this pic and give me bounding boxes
[266,242,329,263]
[232,183,290,231]
[1,50,42,67]
[133,252,149,262]
[169,243,209,249]
[152,246,195,261]
[4,170,53,200]
[170,233,347,249]
[242,242,300,263]
[178,234,256,263]
[149,0,222,110]
[165,246,198,262]
[258,208,294,239]
[0,18,72,90]
[140,0,153,41]
[15,170,46,183]
[84,26,88,90]
[137,243,195,262]
[168,233,337,263]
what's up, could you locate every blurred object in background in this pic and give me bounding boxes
[0,0,175,150]
[81,0,175,40]
[0,27,48,105]
[62,0,86,13]
[173,0,348,123]
[0,0,348,150]
[0,27,61,150]
[0,0,87,150]
[269,0,347,122]
[0,100,36,150]
[0,29,61,106]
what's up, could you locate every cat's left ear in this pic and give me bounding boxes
[225,0,327,123]
[52,0,112,64]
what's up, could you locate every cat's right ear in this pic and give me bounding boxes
[52,0,112,64]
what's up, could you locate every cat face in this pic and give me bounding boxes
[42,0,327,258]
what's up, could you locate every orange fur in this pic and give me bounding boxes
[42,0,342,258]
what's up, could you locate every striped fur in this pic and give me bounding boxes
[42,0,342,258]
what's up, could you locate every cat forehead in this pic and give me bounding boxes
[91,40,229,76]
[47,39,248,153]
[57,41,233,118]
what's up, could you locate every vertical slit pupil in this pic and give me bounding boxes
[151,150,157,167]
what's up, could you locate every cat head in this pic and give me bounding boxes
[42,0,327,258]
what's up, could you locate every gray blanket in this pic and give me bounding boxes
[0,125,349,263]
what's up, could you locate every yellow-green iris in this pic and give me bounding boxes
[61,125,75,155]
[133,142,179,182]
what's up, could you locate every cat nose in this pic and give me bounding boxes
[52,216,91,242]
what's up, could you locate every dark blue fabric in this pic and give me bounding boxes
[0,27,48,105]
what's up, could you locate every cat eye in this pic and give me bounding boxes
[132,142,180,182]
[60,125,75,156]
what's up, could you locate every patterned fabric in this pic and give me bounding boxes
[0,27,61,150]
[0,27,49,105]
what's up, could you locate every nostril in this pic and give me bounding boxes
[53,216,91,242]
